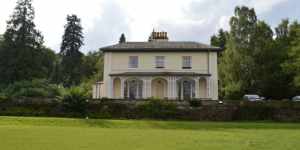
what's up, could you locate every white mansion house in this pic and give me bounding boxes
[93,31,221,100]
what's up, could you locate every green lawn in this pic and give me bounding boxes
[0,117,300,150]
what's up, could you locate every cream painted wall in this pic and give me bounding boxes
[101,51,219,100]
[208,52,219,100]
[110,52,209,74]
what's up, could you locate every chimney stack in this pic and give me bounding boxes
[148,30,169,42]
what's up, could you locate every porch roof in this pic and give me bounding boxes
[109,72,211,77]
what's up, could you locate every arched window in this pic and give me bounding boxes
[177,78,195,100]
[151,78,168,99]
[124,78,143,99]
[113,78,121,98]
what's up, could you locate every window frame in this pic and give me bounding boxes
[182,56,192,69]
[155,56,165,68]
[129,56,139,69]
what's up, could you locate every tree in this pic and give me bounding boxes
[210,29,228,49]
[220,6,258,99]
[81,51,103,80]
[276,19,289,40]
[0,0,50,85]
[60,14,84,87]
[282,21,300,92]
[119,33,126,43]
[251,21,279,98]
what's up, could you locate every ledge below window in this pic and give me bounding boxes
[182,67,192,69]
[156,66,165,69]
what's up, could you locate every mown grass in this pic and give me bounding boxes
[0,116,299,150]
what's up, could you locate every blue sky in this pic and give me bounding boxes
[0,0,299,53]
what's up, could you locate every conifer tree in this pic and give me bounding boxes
[0,0,47,84]
[60,14,84,87]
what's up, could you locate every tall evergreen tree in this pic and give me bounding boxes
[119,33,126,43]
[0,0,48,85]
[60,14,84,87]
[210,29,228,49]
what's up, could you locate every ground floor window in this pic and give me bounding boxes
[124,78,143,99]
[177,78,195,100]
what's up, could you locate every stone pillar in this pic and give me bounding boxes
[147,77,152,98]
[195,77,200,99]
[108,77,113,98]
[207,77,211,98]
[120,77,125,99]
[143,78,147,99]
[167,76,177,100]
[167,77,172,99]
[141,77,151,99]
[172,77,177,99]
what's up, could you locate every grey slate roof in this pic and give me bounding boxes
[110,72,211,77]
[101,41,221,52]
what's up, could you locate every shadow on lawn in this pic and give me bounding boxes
[83,119,300,130]
[1,116,300,130]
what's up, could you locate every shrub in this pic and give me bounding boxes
[189,99,202,107]
[234,101,275,120]
[62,87,88,116]
[2,79,64,99]
[137,99,178,119]
[0,93,8,102]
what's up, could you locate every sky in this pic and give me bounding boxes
[0,0,299,53]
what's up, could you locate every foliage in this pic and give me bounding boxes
[60,14,84,87]
[216,6,300,100]
[119,33,126,43]
[0,93,8,102]
[1,79,63,99]
[62,87,88,115]
[210,29,228,49]
[189,99,202,107]
[137,99,178,119]
[219,6,258,99]
[281,21,300,90]
[0,0,55,85]
[81,51,104,81]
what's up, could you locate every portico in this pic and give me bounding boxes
[109,73,211,100]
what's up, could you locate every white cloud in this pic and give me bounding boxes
[0,0,292,52]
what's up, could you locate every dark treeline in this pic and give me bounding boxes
[211,6,300,100]
[0,0,103,97]
[0,1,299,101]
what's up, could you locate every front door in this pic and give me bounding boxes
[129,80,138,99]
[183,81,192,100]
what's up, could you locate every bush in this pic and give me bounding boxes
[235,101,275,120]
[137,99,178,119]
[2,79,64,99]
[189,100,202,107]
[62,87,88,116]
[0,93,8,102]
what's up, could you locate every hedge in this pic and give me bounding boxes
[0,99,300,122]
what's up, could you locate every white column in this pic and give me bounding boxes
[143,78,147,99]
[195,77,200,99]
[120,78,125,99]
[172,77,177,99]
[207,77,211,98]
[167,77,172,99]
[148,78,152,98]
[109,77,114,98]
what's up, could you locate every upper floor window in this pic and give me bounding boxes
[155,56,165,68]
[129,56,138,68]
[182,56,192,69]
